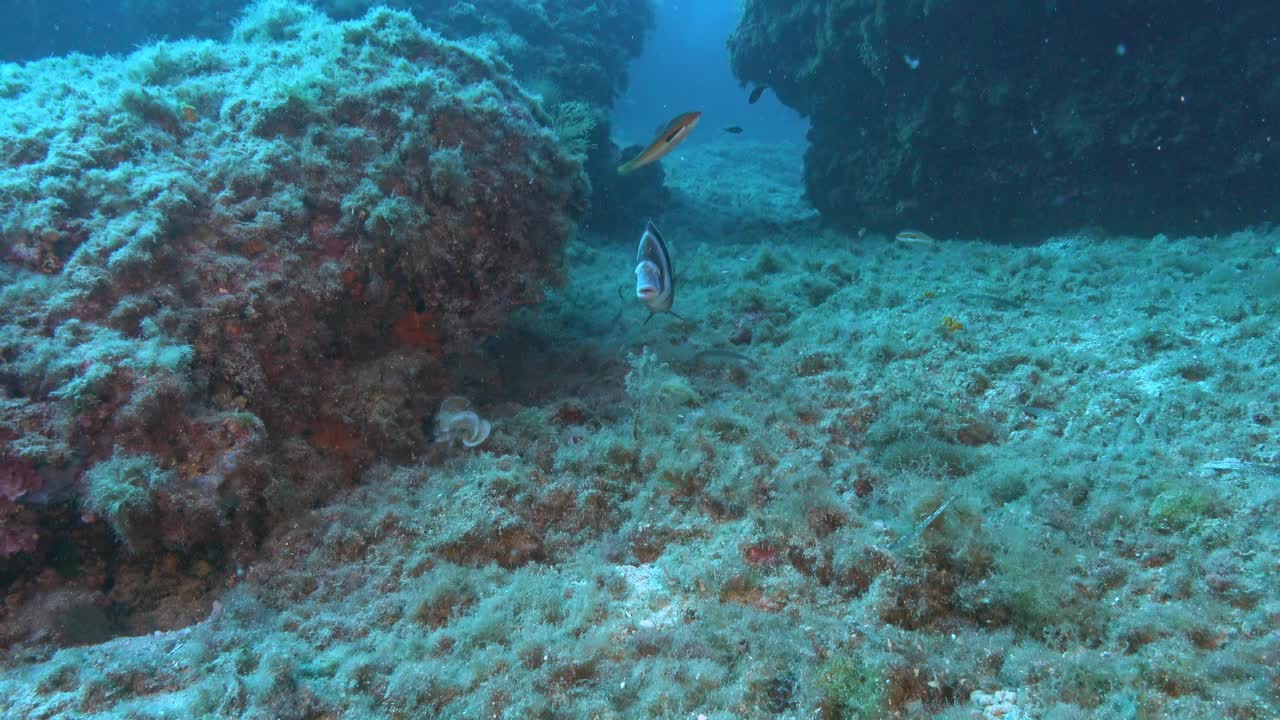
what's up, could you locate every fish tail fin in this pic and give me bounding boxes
[617,161,635,175]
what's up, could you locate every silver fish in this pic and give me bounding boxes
[634,220,680,323]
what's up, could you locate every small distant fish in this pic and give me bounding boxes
[903,53,921,70]
[723,126,744,134]
[895,229,937,246]
[748,86,768,104]
[617,111,701,174]
[634,220,680,323]
[891,495,955,551]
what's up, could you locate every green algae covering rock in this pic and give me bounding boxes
[0,0,585,629]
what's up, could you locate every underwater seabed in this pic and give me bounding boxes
[4,138,1280,719]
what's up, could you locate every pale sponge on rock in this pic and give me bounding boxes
[433,396,491,448]
[971,689,1026,719]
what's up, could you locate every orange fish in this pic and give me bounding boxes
[617,111,701,174]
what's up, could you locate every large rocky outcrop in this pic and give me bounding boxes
[729,0,1280,239]
[2,1,661,235]
[0,1,585,638]
[9,0,654,108]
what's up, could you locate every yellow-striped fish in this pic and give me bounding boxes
[617,111,701,174]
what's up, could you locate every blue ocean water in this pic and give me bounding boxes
[612,2,808,147]
[0,2,1277,719]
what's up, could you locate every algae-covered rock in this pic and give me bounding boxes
[729,0,1280,240]
[10,1,655,111]
[0,0,585,631]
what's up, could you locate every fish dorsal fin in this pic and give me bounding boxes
[644,220,672,275]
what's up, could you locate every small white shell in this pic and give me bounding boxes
[433,397,491,448]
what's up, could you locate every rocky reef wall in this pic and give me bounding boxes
[729,0,1280,239]
[9,0,654,107]
[371,0,654,110]
[2,0,660,237]
[0,1,585,638]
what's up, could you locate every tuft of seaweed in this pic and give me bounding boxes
[549,100,598,159]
